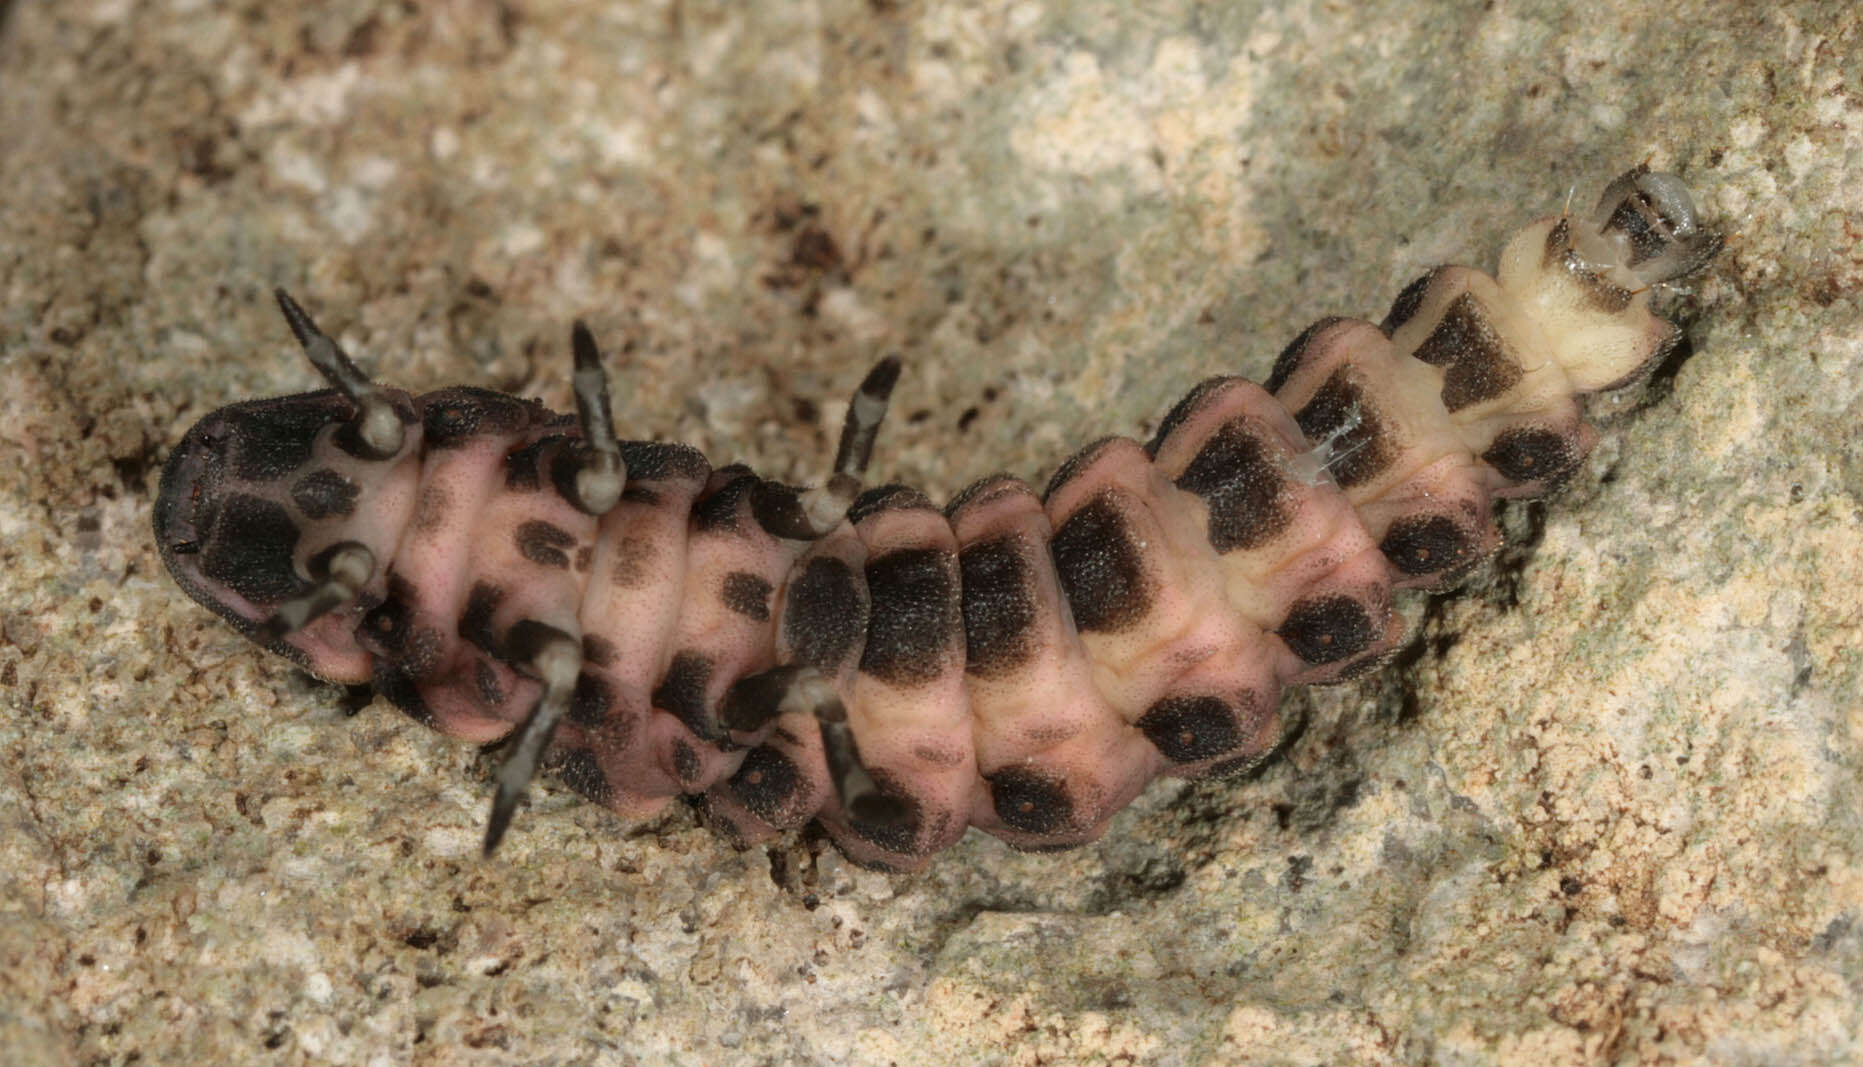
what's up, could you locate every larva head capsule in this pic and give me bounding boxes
[1575,166,1724,288]
[155,302,427,683]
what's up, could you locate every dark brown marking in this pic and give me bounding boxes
[1138,695,1244,764]
[782,556,866,671]
[1174,419,1292,552]
[504,437,554,492]
[618,440,709,483]
[474,659,505,705]
[412,482,451,534]
[1278,594,1379,665]
[569,672,614,728]
[610,536,655,587]
[1042,436,1122,500]
[859,547,960,685]
[1293,371,1394,489]
[515,519,576,569]
[730,745,803,823]
[845,769,923,854]
[290,468,359,520]
[692,469,759,533]
[1380,514,1479,579]
[1049,493,1152,634]
[1380,269,1439,336]
[848,484,936,524]
[582,634,617,668]
[200,494,303,603]
[458,581,505,654]
[1145,376,1232,455]
[1266,317,1347,392]
[652,651,715,739]
[671,739,701,785]
[1483,426,1583,487]
[1413,293,1523,412]
[958,534,1040,678]
[223,401,340,482]
[550,746,614,805]
[989,767,1073,835]
[722,571,774,622]
[419,387,536,450]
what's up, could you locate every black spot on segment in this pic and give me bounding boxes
[582,634,616,668]
[290,468,359,520]
[1380,270,1438,335]
[1483,426,1583,487]
[514,520,576,569]
[618,440,709,484]
[1412,293,1523,413]
[989,767,1073,834]
[782,556,866,670]
[671,739,702,785]
[550,746,613,805]
[722,571,774,622]
[1266,317,1346,393]
[1380,514,1477,578]
[860,547,960,686]
[1174,419,1292,552]
[1294,371,1394,489]
[847,484,935,524]
[1138,695,1245,764]
[200,494,304,603]
[569,672,614,727]
[729,745,803,823]
[458,581,504,654]
[1278,594,1379,665]
[224,399,341,483]
[1049,494,1153,634]
[958,535,1040,678]
[652,651,716,739]
[419,387,536,450]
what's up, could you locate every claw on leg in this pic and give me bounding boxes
[254,541,375,643]
[566,321,626,515]
[753,356,903,540]
[483,621,582,857]
[273,289,405,460]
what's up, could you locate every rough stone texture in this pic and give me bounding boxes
[2,0,1858,1064]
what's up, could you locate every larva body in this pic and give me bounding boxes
[154,169,1719,871]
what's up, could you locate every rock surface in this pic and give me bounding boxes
[2,0,1858,1063]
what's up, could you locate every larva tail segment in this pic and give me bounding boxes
[274,288,405,461]
[153,169,1722,867]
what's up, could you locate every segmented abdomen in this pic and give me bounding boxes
[156,169,1720,871]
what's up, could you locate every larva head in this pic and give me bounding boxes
[155,388,423,682]
[1576,166,1724,287]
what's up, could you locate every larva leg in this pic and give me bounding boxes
[252,541,375,642]
[484,620,583,856]
[750,356,903,540]
[273,288,406,460]
[563,321,625,516]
